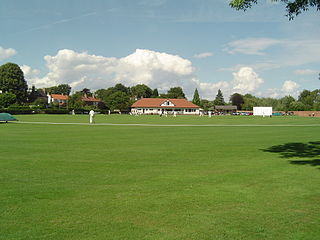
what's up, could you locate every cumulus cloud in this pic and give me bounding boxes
[21,65,40,78]
[225,38,281,55]
[281,80,300,94]
[232,67,264,94]
[0,46,17,61]
[193,52,213,59]
[23,49,267,100]
[267,80,300,98]
[24,48,195,94]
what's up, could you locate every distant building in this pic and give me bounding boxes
[131,98,200,115]
[214,105,237,114]
[47,94,102,107]
[47,94,68,106]
[81,96,102,107]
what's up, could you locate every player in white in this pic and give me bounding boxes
[89,110,95,124]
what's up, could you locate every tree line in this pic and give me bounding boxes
[0,62,319,112]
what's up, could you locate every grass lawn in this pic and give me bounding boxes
[1,114,320,239]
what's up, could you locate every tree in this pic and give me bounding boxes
[80,88,92,97]
[242,94,260,110]
[230,93,244,110]
[0,92,16,108]
[68,92,84,109]
[0,62,28,103]
[229,0,320,20]
[131,84,152,99]
[28,85,38,103]
[114,83,130,94]
[199,99,213,111]
[56,84,71,95]
[213,89,225,106]
[289,101,306,111]
[298,89,314,110]
[151,88,159,98]
[95,89,111,101]
[166,87,185,99]
[260,97,281,110]
[280,95,296,111]
[192,88,201,106]
[32,97,47,108]
[45,84,71,95]
[105,91,131,111]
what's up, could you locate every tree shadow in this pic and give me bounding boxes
[262,141,320,168]
[289,159,320,166]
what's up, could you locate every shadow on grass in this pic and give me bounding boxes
[262,141,320,168]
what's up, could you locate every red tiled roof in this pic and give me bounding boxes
[81,96,102,102]
[131,98,199,108]
[50,94,69,100]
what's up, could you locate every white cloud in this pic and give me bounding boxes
[24,49,291,101]
[282,80,300,94]
[23,48,238,100]
[24,48,195,93]
[21,65,40,78]
[294,69,318,75]
[192,78,230,100]
[0,47,17,61]
[232,67,264,94]
[267,80,300,98]
[225,38,281,55]
[193,52,213,58]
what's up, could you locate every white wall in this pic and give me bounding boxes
[131,108,199,115]
[253,107,273,116]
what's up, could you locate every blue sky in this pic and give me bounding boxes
[0,0,319,100]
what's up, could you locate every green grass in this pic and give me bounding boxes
[1,114,320,239]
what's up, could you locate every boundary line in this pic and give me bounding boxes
[11,121,320,127]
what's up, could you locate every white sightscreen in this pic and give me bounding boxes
[253,107,273,116]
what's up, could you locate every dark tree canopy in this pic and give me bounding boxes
[67,92,84,109]
[151,88,159,98]
[46,84,71,95]
[192,88,201,106]
[114,83,130,94]
[105,91,131,111]
[0,62,28,103]
[0,92,16,108]
[80,88,92,97]
[230,93,244,110]
[199,99,213,111]
[131,84,153,99]
[229,0,320,20]
[166,87,185,99]
[213,89,225,106]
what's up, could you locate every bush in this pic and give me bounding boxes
[5,105,35,114]
[43,109,70,114]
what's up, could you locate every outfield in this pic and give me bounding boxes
[1,115,320,239]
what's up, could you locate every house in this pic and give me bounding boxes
[81,96,102,106]
[131,98,200,115]
[47,94,69,106]
[47,94,102,107]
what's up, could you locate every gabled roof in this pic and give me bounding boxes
[50,94,69,100]
[81,96,102,102]
[132,98,200,108]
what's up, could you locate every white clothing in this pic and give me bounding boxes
[89,110,95,123]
